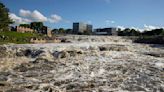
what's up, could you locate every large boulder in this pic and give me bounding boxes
[99,44,128,51]
[55,51,69,59]
[53,50,83,59]
[0,46,7,58]
[0,72,10,81]
[16,49,31,57]
[16,49,44,58]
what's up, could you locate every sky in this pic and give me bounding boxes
[1,0,164,30]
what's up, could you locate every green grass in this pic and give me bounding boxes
[0,31,41,44]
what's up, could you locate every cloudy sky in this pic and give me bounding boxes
[1,0,164,30]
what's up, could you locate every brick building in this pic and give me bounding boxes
[16,26,35,33]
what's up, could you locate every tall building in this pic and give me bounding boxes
[86,24,93,33]
[73,22,92,34]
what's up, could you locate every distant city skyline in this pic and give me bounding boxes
[1,0,164,31]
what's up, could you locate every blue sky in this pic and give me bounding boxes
[1,0,164,30]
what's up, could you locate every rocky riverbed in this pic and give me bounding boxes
[0,35,164,92]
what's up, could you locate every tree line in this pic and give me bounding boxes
[0,1,12,31]
[117,28,164,36]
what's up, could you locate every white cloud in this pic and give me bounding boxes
[19,9,31,17]
[31,10,48,22]
[48,14,62,23]
[117,26,125,30]
[130,27,144,32]
[144,24,159,31]
[19,9,48,22]
[9,13,31,24]
[21,9,64,23]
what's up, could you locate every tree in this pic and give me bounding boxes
[30,22,44,31]
[65,29,72,34]
[0,1,13,31]
[161,30,164,36]
[19,24,30,28]
[123,28,131,36]
[52,29,59,34]
[130,29,140,36]
[59,28,65,34]
[142,28,164,36]
[118,28,141,36]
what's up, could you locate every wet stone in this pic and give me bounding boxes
[0,46,7,58]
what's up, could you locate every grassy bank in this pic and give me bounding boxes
[0,31,41,44]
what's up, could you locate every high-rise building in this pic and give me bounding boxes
[73,22,92,34]
[73,22,87,34]
[86,24,93,33]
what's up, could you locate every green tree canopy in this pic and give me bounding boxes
[142,28,164,36]
[19,24,30,28]
[30,22,44,31]
[59,28,65,34]
[0,1,13,31]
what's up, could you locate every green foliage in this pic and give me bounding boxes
[0,31,41,44]
[65,29,72,34]
[161,31,164,36]
[19,24,30,28]
[142,28,164,36]
[0,1,13,31]
[58,28,65,34]
[134,36,164,44]
[30,22,44,31]
[118,28,140,36]
[30,22,49,34]
[52,29,59,34]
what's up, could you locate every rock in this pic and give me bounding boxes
[67,51,77,57]
[38,51,54,61]
[0,81,11,91]
[99,44,128,51]
[0,72,10,81]
[16,49,31,57]
[143,51,164,57]
[13,63,29,72]
[31,58,49,64]
[55,51,69,59]
[24,84,39,90]
[16,49,44,58]
[67,50,83,57]
[30,50,44,58]
[0,46,7,58]
[99,46,108,51]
